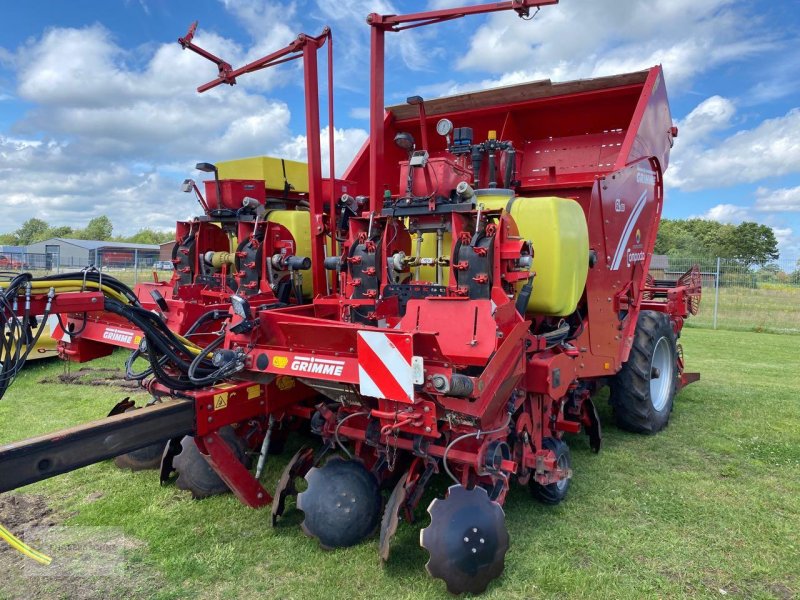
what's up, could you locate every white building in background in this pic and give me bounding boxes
[25,238,159,269]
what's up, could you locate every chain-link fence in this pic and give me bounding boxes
[0,251,171,287]
[3,250,798,334]
[651,256,800,335]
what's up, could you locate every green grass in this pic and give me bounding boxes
[1,329,799,599]
[687,287,800,335]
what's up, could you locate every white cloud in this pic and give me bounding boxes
[773,228,800,262]
[349,106,370,120]
[673,96,736,147]
[278,125,368,178]
[0,136,190,232]
[691,203,750,223]
[668,106,800,191]
[0,14,319,236]
[754,185,800,212]
[453,0,771,91]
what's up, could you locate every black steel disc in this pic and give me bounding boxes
[159,437,184,485]
[271,446,314,526]
[379,470,410,562]
[297,457,382,549]
[173,428,246,499]
[420,484,509,595]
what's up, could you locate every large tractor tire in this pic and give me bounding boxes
[610,310,679,434]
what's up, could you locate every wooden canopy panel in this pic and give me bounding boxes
[387,71,650,122]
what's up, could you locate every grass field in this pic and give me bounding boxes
[686,287,800,335]
[1,328,799,599]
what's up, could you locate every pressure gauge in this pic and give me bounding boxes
[436,118,453,137]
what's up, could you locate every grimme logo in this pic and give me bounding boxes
[290,356,345,376]
[102,327,134,344]
[636,166,656,185]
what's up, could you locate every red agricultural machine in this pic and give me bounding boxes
[0,0,702,593]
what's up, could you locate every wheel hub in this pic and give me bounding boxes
[650,336,674,412]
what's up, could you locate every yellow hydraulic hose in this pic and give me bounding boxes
[174,334,203,353]
[0,522,52,565]
[28,280,130,305]
[22,279,209,356]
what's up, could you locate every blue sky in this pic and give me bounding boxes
[1,0,799,260]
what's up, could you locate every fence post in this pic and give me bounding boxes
[134,249,139,285]
[713,257,721,330]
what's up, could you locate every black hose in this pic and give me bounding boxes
[2,271,224,397]
[124,309,228,381]
[186,334,236,385]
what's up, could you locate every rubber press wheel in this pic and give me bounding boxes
[173,427,248,499]
[113,407,166,471]
[610,310,679,434]
[529,438,571,505]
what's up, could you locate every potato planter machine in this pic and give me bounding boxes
[0,1,702,593]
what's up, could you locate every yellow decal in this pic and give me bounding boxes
[213,392,229,410]
[272,356,289,369]
[276,376,295,391]
[247,385,261,400]
[133,335,142,345]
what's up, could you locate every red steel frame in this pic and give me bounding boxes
[132,0,697,507]
[57,26,342,361]
[48,26,346,504]
[6,0,702,546]
[180,25,334,296]
[191,2,700,507]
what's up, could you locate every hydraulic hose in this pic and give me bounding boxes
[443,414,512,484]
[125,309,228,381]
[2,270,219,396]
[0,522,52,565]
[186,333,241,386]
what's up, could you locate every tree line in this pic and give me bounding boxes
[654,219,779,267]
[0,216,174,247]
[0,215,783,267]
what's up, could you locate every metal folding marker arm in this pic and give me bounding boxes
[365,0,560,212]
[178,23,335,297]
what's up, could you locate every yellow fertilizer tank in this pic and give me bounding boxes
[267,209,314,297]
[481,193,589,317]
[217,156,310,194]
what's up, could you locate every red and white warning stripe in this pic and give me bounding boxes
[47,314,69,342]
[357,331,422,403]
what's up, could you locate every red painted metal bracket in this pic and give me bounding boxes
[196,432,272,509]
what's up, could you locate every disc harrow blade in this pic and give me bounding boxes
[420,484,509,595]
[271,445,314,526]
[379,470,410,562]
